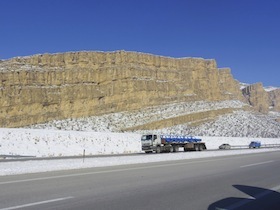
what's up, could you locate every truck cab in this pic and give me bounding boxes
[141,134,161,153]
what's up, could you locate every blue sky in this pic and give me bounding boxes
[0,0,279,86]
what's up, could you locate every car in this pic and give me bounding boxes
[249,141,261,148]
[219,144,231,149]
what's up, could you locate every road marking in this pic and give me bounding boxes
[225,184,280,210]
[240,160,274,168]
[0,196,73,210]
[0,153,276,185]
[0,157,234,185]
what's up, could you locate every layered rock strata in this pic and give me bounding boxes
[242,83,280,113]
[268,89,280,111]
[0,51,251,127]
[242,83,269,113]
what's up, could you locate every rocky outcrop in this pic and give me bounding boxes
[0,51,259,127]
[242,83,280,113]
[218,68,245,101]
[268,89,280,111]
[242,83,269,113]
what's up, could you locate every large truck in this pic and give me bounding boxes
[141,134,206,153]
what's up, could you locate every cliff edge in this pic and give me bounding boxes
[0,51,278,129]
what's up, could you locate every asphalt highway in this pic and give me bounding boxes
[0,151,279,210]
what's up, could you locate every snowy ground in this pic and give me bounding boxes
[1,128,280,176]
[1,148,280,176]
[2,128,280,157]
[0,128,140,157]
[1,99,280,176]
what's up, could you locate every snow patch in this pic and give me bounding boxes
[264,86,279,92]
[0,128,141,157]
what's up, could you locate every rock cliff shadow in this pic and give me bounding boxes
[208,184,280,210]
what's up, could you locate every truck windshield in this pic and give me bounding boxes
[141,135,152,141]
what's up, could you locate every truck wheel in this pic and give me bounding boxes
[173,145,179,152]
[156,146,161,153]
[195,145,199,151]
[199,145,204,151]
[169,146,174,153]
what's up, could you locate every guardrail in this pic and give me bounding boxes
[261,144,280,148]
[230,145,248,149]
[0,155,36,160]
[229,144,280,149]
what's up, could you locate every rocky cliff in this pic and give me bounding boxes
[242,83,269,113]
[268,89,280,111]
[218,68,245,101]
[0,51,277,128]
[242,83,280,113]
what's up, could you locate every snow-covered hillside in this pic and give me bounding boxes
[27,100,280,138]
[1,99,279,176]
[27,100,245,132]
[154,110,280,137]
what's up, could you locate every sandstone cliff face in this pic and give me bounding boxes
[241,83,280,114]
[268,89,280,111]
[218,68,245,101]
[242,83,269,113]
[0,51,248,127]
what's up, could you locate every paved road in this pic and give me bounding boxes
[0,151,279,210]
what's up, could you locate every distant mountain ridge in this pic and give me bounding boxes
[0,51,279,137]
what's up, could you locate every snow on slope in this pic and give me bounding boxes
[1,99,280,176]
[27,100,245,132]
[153,110,280,137]
[27,100,280,138]
[264,86,279,92]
